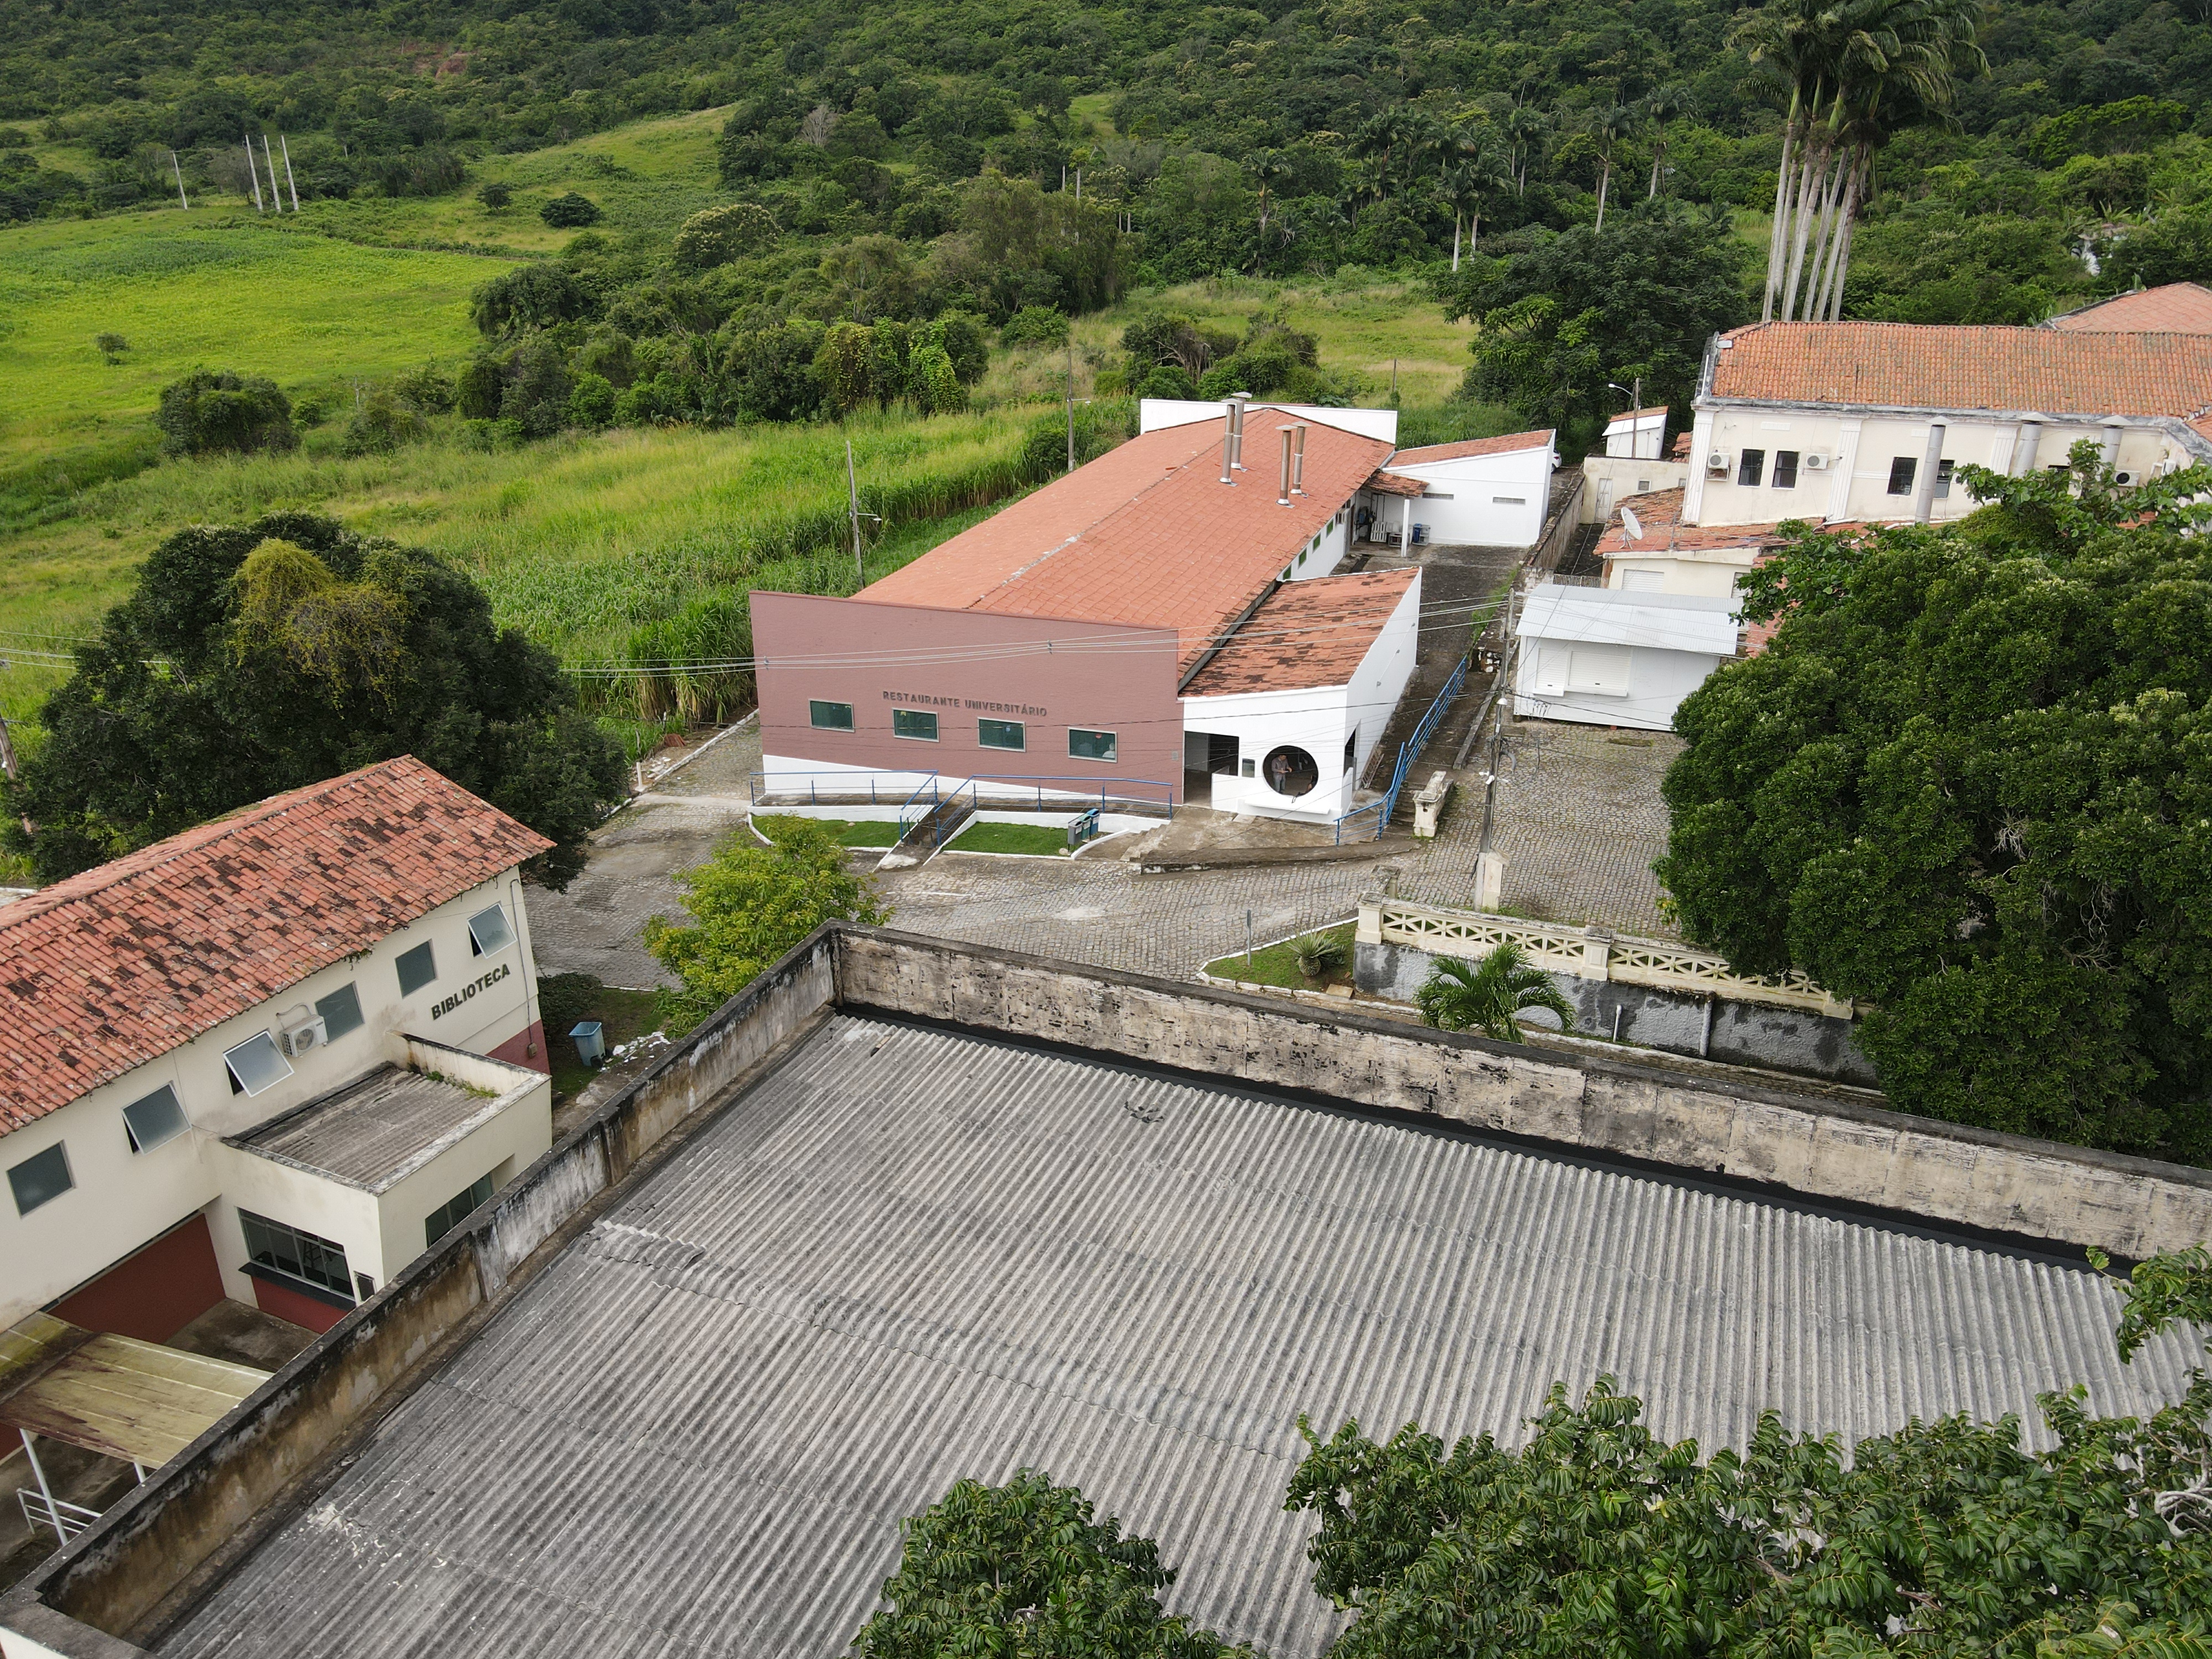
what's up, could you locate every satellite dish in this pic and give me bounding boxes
[1620,507,1645,543]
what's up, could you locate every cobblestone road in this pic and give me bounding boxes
[526,709,1671,990]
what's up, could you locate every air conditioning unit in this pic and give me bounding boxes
[1802,452,1829,470]
[2113,468,2140,487]
[279,1015,327,1057]
[1706,451,1730,473]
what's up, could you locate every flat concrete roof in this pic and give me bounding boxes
[228,1065,497,1192]
[154,1013,2196,1659]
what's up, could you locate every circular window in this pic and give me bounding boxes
[1260,745,1320,799]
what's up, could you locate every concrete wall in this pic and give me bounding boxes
[751,592,1185,795]
[1356,937,1877,1086]
[1,874,541,1331]
[1582,456,1691,523]
[832,927,2212,1261]
[1281,505,1354,581]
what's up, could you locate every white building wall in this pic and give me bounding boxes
[0,872,544,1328]
[1280,504,1355,581]
[1377,444,1554,547]
[1183,575,1422,821]
[1515,641,1725,732]
[1691,408,2183,528]
[1605,551,1756,598]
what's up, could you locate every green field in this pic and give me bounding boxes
[945,821,1078,857]
[1203,921,1358,991]
[755,815,906,848]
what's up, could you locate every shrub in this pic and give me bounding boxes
[1135,363,1196,400]
[540,191,601,228]
[94,332,128,364]
[470,264,598,338]
[909,342,963,414]
[477,180,513,210]
[671,201,779,269]
[501,337,573,439]
[153,371,296,459]
[455,354,504,419]
[567,371,617,429]
[340,389,430,457]
[1291,931,1346,979]
[1000,304,1069,349]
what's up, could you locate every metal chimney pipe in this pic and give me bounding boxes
[2012,418,2043,476]
[1912,419,1947,525]
[1220,404,1234,485]
[1277,425,1294,505]
[1291,423,1307,495]
[1228,393,1250,470]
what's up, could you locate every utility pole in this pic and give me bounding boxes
[170,150,189,209]
[261,134,282,212]
[1065,339,1077,473]
[846,439,865,587]
[280,133,301,211]
[245,135,264,211]
[1390,358,1399,403]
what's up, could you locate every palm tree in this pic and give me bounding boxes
[1584,104,1637,232]
[1414,942,1577,1044]
[1438,147,1508,269]
[1250,147,1296,265]
[1503,105,1549,197]
[1642,84,1693,197]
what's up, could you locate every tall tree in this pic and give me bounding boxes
[1657,450,2212,1160]
[5,514,625,889]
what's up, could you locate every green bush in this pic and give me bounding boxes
[477,180,513,210]
[470,264,598,338]
[1135,363,1196,400]
[153,371,296,459]
[567,371,617,429]
[501,337,572,439]
[1000,304,1069,348]
[540,191,601,228]
[455,354,504,419]
[340,389,430,457]
[671,201,780,269]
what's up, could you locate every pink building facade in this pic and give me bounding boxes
[751,592,1185,799]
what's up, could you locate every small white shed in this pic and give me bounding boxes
[1369,429,1556,548]
[1513,583,1740,732]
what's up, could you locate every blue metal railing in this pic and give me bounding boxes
[1332,655,1470,845]
[896,773,946,836]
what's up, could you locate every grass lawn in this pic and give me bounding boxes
[945,820,1080,857]
[1203,920,1358,991]
[539,977,663,1102]
[755,814,905,848]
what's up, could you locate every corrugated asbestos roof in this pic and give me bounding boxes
[154,1017,2200,1659]
[0,759,549,1133]
[1518,583,1744,655]
[231,1065,499,1192]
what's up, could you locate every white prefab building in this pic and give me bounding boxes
[0,759,556,1343]
[1360,429,1557,549]
[1181,568,1422,820]
[1514,584,1740,732]
[1604,406,1669,458]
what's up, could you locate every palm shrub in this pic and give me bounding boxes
[1292,931,1347,980]
[1415,942,1575,1042]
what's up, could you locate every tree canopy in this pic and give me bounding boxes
[4,512,625,889]
[643,816,888,1030]
[1657,450,2212,1161]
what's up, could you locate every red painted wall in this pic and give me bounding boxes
[751,592,1184,795]
[249,1272,347,1334]
[489,1019,550,1074]
[49,1213,226,1342]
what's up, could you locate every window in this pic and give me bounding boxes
[468,904,515,957]
[316,983,364,1041]
[8,1144,72,1216]
[1772,450,1799,489]
[1240,758,1256,778]
[238,1209,353,1302]
[1344,729,1358,774]
[223,1031,292,1097]
[1933,458,1955,499]
[978,718,1025,751]
[122,1084,189,1154]
[1621,568,1666,591]
[1737,448,1765,487]
[1068,728,1118,763]
[1491,495,1526,505]
[397,941,436,997]
[354,1273,375,1300]
[425,1172,497,1248]
[891,708,939,741]
[808,700,853,731]
[1887,456,1917,495]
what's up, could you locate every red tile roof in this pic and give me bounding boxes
[0,758,550,1131]
[1364,469,1427,497]
[858,413,1392,675]
[2044,284,2212,334]
[1597,489,1773,559]
[1708,321,2212,416]
[1185,568,1419,696]
[1386,429,1555,466]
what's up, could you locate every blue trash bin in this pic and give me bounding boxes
[569,1021,605,1066]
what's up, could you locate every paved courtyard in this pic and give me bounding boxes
[526,707,1679,991]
